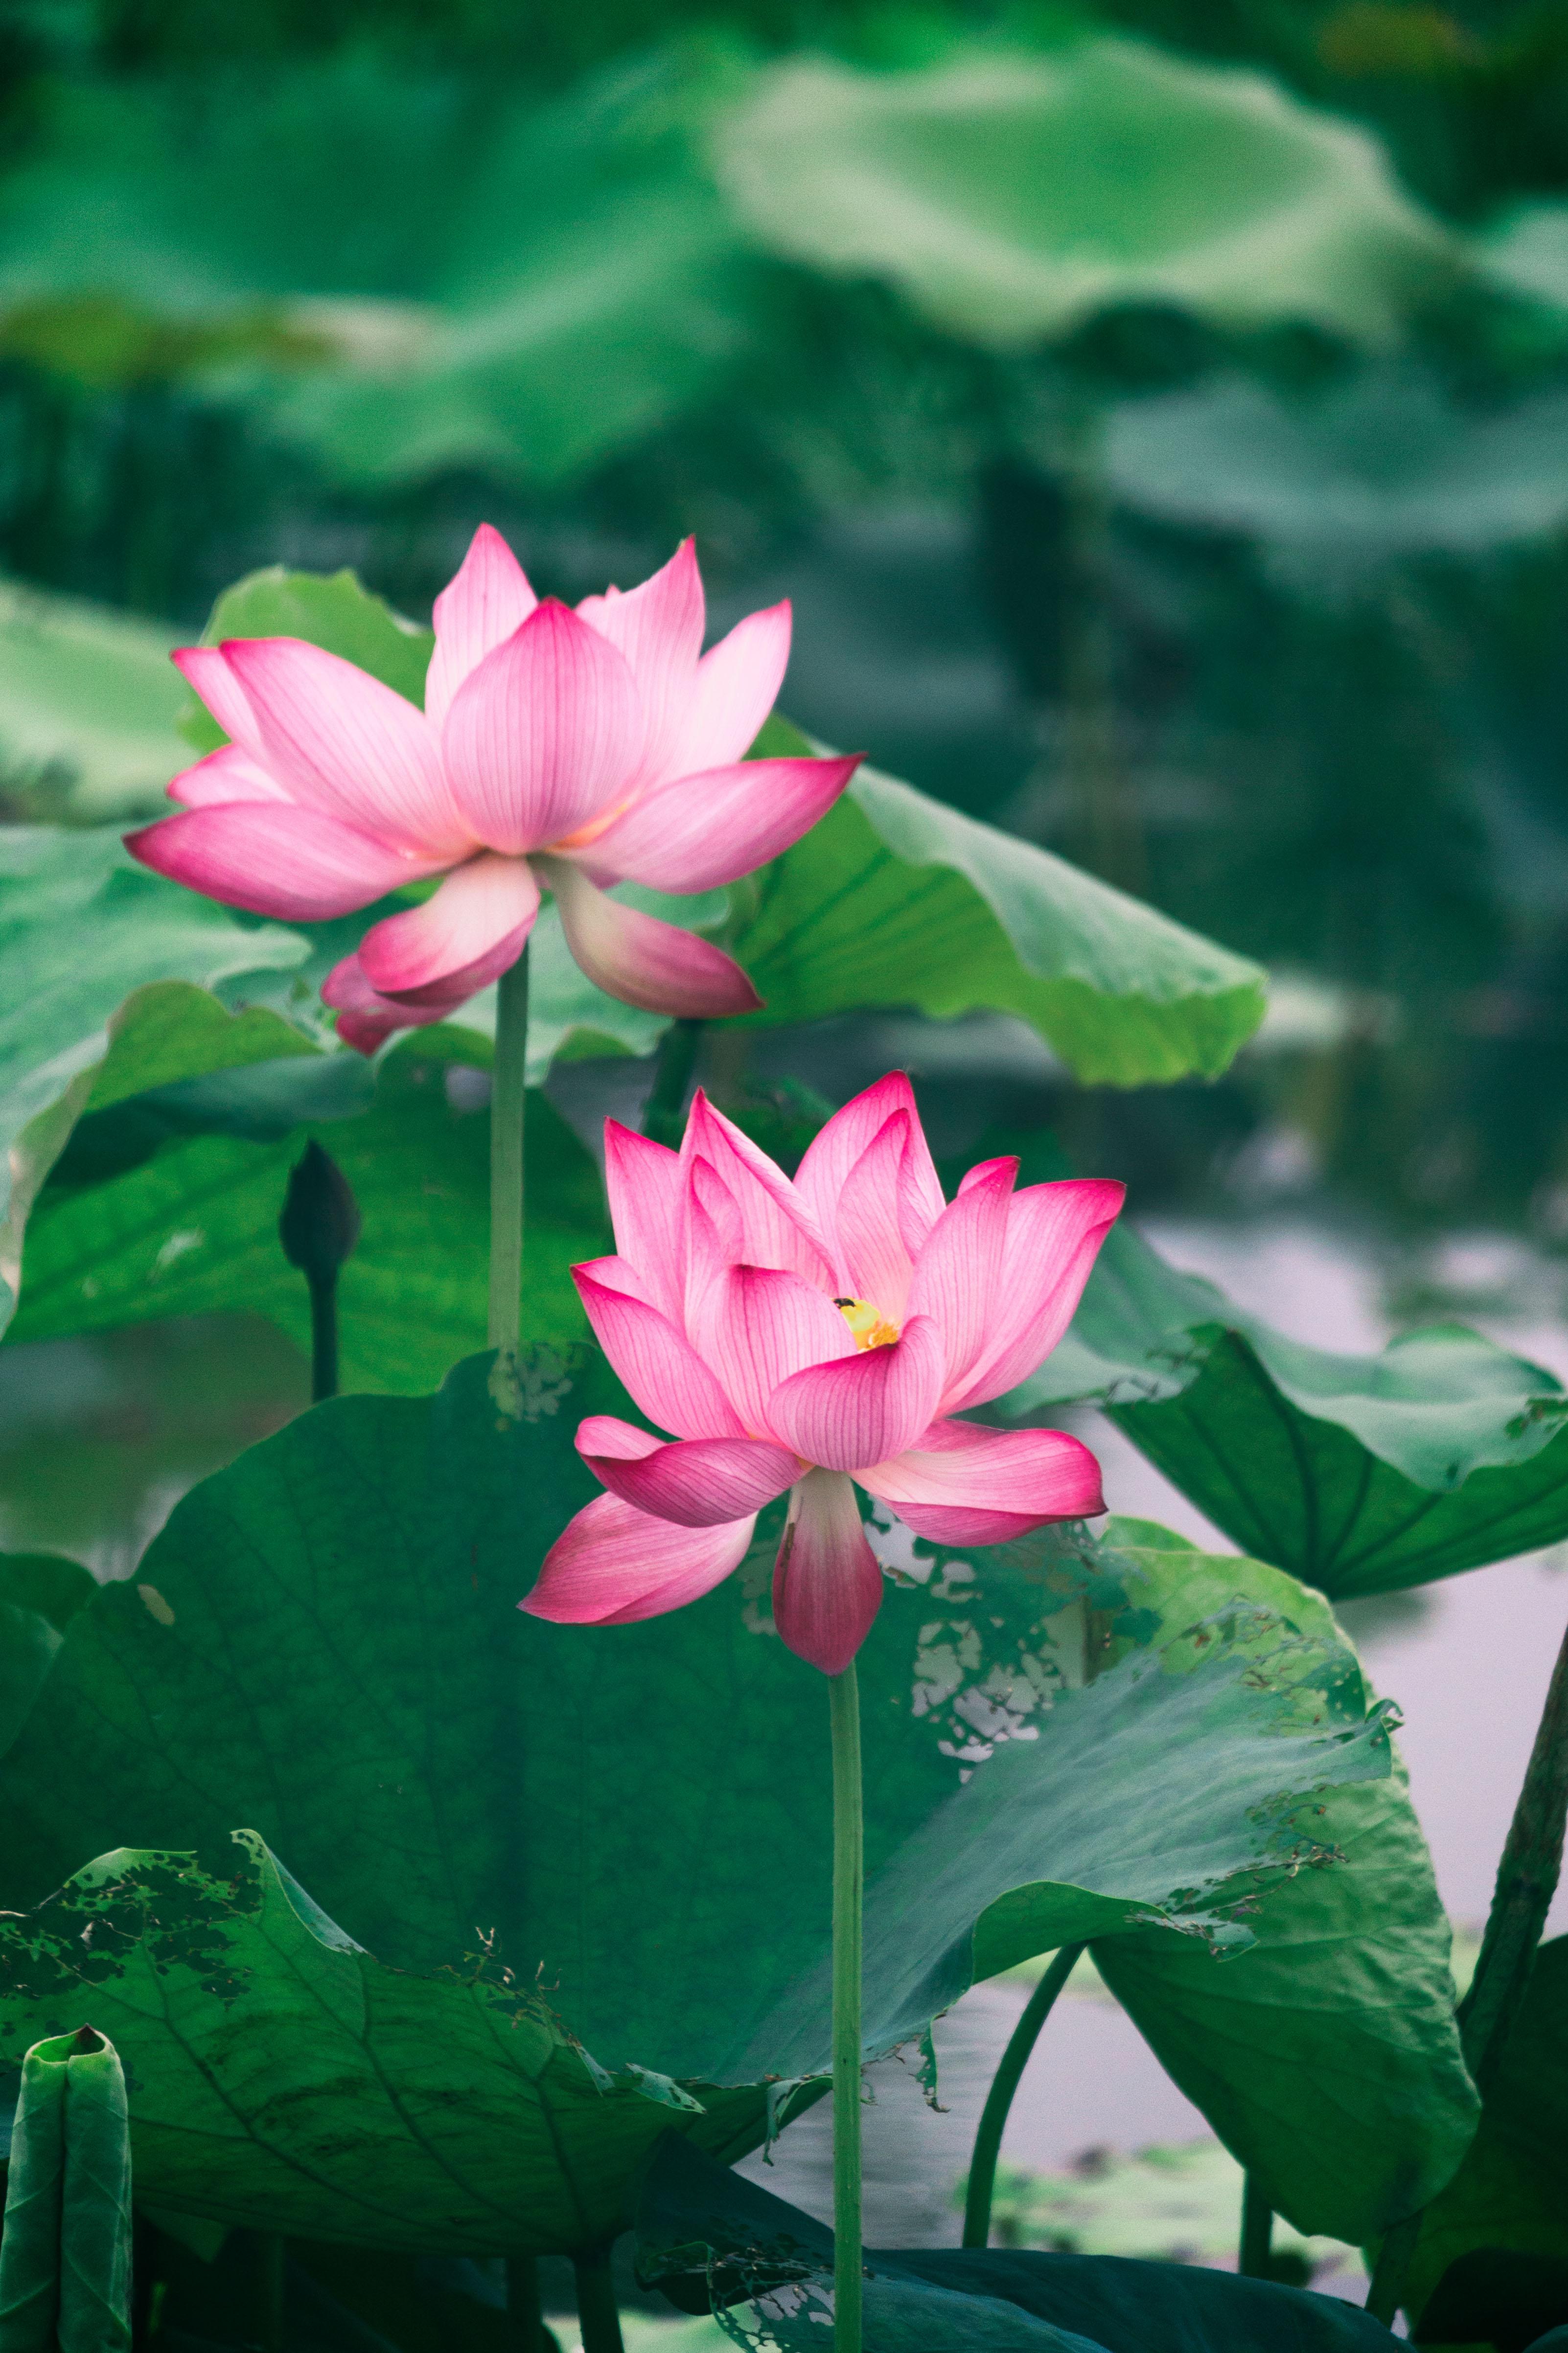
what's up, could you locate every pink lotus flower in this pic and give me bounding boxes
[522,1075,1123,1675]
[127,529,858,1051]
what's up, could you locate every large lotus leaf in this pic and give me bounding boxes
[1105,369,1568,576]
[1087,1524,1478,2239]
[163,562,1268,1086]
[1405,1938,1568,2327]
[11,1030,607,1394]
[726,722,1267,1085]
[1014,1217,1568,1598]
[0,1552,96,1763]
[636,2135,1399,2352]
[712,39,1455,349]
[0,830,307,1336]
[0,56,758,489]
[0,1353,1428,2250]
[0,577,187,823]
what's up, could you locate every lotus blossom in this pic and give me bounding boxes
[523,1075,1123,1675]
[126,529,858,1052]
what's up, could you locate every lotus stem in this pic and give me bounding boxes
[489,946,531,1398]
[1367,1606,1568,2328]
[962,1943,1084,2249]
[829,1662,864,2353]
[642,1017,704,1146]
[1238,2175,1273,2279]
[505,2255,548,2350]
[572,2245,623,2353]
[278,1140,360,1403]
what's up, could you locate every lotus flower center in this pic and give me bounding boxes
[834,1297,900,1351]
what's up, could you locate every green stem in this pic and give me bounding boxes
[962,1944,1083,2249]
[307,1274,338,1403]
[488,946,530,1399]
[830,1663,863,2353]
[642,1017,705,1146]
[1366,1607,1568,2330]
[258,2232,285,2353]
[1238,2175,1273,2280]
[572,2246,624,2353]
[506,2254,550,2351]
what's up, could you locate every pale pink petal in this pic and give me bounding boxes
[574,1415,663,1460]
[689,1263,854,1441]
[581,1429,799,1528]
[682,1157,746,1335]
[577,538,705,792]
[573,1255,658,1306]
[125,805,443,921]
[573,1265,747,1441]
[320,952,456,1055]
[833,1112,919,1320]
[766,1314,944,1474]
[907,1158,1017,1410]
[522,1491,753,1626]
[172,646,267,762]
[947,1178,1127,1411]
[441,600,645,855]
[541,858,762,1018]
[796,1072,945,1258]
[772,1469,883,1676]
[860,1417,1106,1544]
[223,638,469,856]
[357,853,538,1005]
[426,524,537,729]
[578,755,859,893]
[658,602,792,782]
[167,743,293,808]
[681,1093,835,1289]
[603,1120,686,1324]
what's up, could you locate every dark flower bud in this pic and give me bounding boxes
[278,1142,361,1288]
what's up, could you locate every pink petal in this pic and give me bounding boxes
[860,1418,1106,1544]
[426,524,538,729]
[832,1111,919,1320]
[766,1313,944,1473]
[357,853,539,1005]
[682,1156,747,1332]
[681,1093,835,1289]
[574,1415,663,1459]
[603,1120,686,1324]
[658,602,792,782]
[573,1264,747,1441]
[223,638,469,857]
[579,754,859,893]
[796,1072,945,1259]
[167,743,293,808]
[577,538,705,792]
[580,1428,799,1528]
[540,857,762,1018]
[772,1469,883,1676]
[522,1490,753,1626]
[320,952,453,1055]
[688,1262,853,1441]
[907,1157,1017,1410]
[172,646,267,762]
[125,805,444,921]
[441,600,645,856]
[947,1178,1127,1411]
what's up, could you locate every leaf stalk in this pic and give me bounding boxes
[489,946,531,1408]
[962,1943,1083,2249]
[830,1661,864,2353]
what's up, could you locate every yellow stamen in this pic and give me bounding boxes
[834,1297,899,1351]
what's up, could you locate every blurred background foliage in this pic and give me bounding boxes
[5,0,1568,1239]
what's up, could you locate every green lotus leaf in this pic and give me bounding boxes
[1012,1217,1568,1598]
[0,578,188,824]
[0,830,308,1338]
[712,40,1455,349]
[0,1355,1430,2251]
[12,1031,608,1395]
[0,1552,96,1764]
[0,2024,133,2353]
[636,2134,1400,2351]
[1104,368,1568,575]
[1406,1937,1568,2329]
